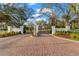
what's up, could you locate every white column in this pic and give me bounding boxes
[66,25,70,31]
[36,25,39,36]
[7,26,12,33]
[33,25,39,36]
[34,25,36,36]
[52,26,56,35]
[20,26,24,34]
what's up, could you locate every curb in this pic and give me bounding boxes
[53,35,79,43]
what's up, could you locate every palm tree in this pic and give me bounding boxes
[36,20,46,26]
[0,3,26,26]
[40,3,65,26]
[70,4,79,29]
[0,3,35,33]
[40,3,65,34]
[60,3,79,30]
[0,3,27,33]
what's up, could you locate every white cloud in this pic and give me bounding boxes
[29,3,36,5]
[36,18,42,21]
[32,13,41,17]
[36,9,41,13]
[36,17,46,21]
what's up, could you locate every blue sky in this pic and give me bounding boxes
[26,3,69,14]
[24,3,69,23]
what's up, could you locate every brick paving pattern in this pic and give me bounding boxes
[0,34,79,56]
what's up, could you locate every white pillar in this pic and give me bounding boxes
[52,26,56,35]
[34,25,39,36]
[66,25,70,31]
[34,25,36,36]
[20,26,24,34]
[7,26,12,32]
[36,25,39,36]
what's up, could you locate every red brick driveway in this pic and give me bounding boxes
[0,34,79,56]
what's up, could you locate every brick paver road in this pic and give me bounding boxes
[0,34,79,56]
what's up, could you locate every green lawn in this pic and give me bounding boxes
[70,38,79,41]
[55,31,79,41]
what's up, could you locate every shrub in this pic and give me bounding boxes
[55,31,72,37]
[55,31,79,39]
[55,31,65,36]
[0,32,19,38]
[70,33,79,38]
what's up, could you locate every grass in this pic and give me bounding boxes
[70,38,79,41]
[55,31,79,41]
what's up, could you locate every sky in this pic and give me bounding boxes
[26,3,69,14]
[23,3,69,23]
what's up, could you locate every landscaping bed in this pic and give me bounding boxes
[55,31,79,41]
[0,31,19,38]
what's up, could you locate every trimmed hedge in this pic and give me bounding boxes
[0,32,19,38]
[55,31,79,39]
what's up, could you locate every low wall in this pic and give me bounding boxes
[56,28,68,31]
[12,28,20,32]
